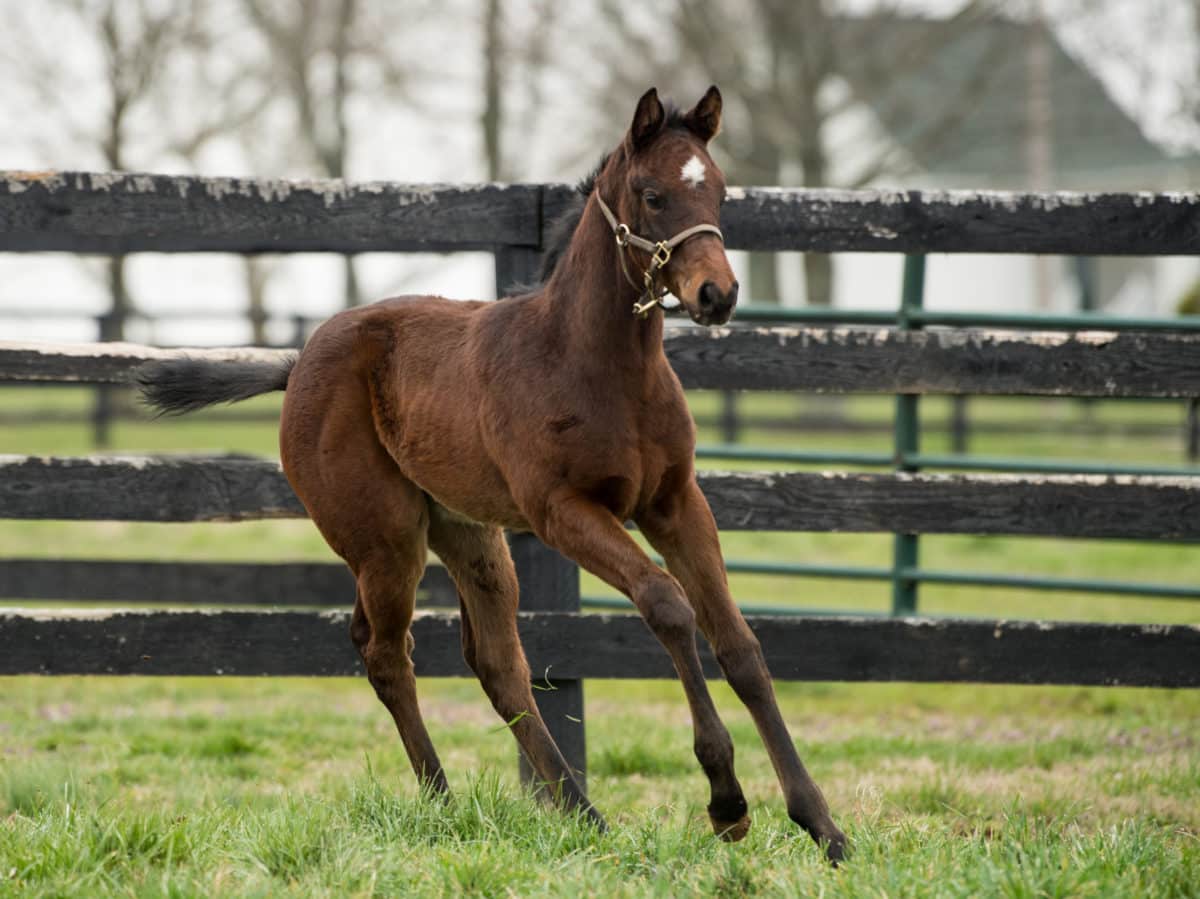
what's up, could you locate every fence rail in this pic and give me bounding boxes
[3,453,1198,539]
[6,328,1200,396]
[4,172,1199,255]
[2,609,1196,686]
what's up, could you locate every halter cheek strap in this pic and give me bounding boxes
[595,195,724,318]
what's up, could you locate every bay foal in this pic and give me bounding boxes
[139,86,846,862]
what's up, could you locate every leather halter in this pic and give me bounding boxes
[595,194,725,318]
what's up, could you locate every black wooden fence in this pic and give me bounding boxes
[2,171,1199,785]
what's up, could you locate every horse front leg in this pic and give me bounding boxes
[639,477,847,864]
[537,490,751,841]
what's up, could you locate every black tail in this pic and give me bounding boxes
[135,353,298,416]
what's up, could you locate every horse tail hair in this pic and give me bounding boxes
[135,353,298,416]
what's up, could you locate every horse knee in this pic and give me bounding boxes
[361,640,414,695]
[472,654,533,716]
[636,576,695,645]
[716,637,772,704]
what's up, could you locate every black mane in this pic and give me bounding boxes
[523,102,689,290]
[533,153,610,284]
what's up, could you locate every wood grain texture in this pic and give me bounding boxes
[0,454,304,521]
[699,469,1200,539]
[660,327,1200,397]
[6,329,1200,397]
[717,187,1200,254]
[0,341,293,384]
[4,172,1197,255]
[0,558,458,608]
[0,172,542,252]
[2,609,1195,686]
[3,455,1198,539]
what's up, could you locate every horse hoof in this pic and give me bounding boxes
[711,813,751,843]
[585,805,610,834]
[822,828,849,865]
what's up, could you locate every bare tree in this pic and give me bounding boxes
[240,0,430,309]
[581,0,1004,305]
[482,0,505,180]
[0,0,238,441]
[2,0,218,340]
[479,0,561,182]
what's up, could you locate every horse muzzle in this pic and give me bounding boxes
[692,279,738,326]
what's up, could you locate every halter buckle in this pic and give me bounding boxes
[650,241,672,269]
[614,223,631,248]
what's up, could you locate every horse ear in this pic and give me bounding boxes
[683,85,722,143]
[628,87,666,152]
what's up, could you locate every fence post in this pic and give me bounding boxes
[509,533,587,796]
[892,255,926,615]
[91,312,114,448]
[494,241,588,794]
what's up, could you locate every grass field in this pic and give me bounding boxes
[2,678,1198,896]
[2,386,1199,895]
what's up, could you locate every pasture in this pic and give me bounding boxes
[2,391,1198,896]
[2,678,1198,896]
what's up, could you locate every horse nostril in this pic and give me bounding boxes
[727,281,740,307]
[699,281,719,309]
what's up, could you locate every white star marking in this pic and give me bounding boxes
[680,154,707,187]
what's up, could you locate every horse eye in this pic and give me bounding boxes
[643,190,665,210]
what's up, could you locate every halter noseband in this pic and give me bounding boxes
[595,194,725,318]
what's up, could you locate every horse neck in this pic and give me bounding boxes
[540,194,665,372]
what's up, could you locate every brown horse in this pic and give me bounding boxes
[139,86,846,862]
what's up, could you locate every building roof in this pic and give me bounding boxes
[835,14,1186,188]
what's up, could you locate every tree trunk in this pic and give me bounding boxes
[798,78,833,307]
[744,132,780,304]
[482,0,504,181]
[244,258,269,345]
[342,256,360,310]
[93,255,129,447]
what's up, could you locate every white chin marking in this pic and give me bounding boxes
[680,154,706,187]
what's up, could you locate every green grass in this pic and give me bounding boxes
[1,677,1197,896]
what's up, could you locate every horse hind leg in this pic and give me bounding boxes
[427,507,606,830]
[350,539,449,794]
[282,380,447,794]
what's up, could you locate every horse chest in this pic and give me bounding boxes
[545,411,687,521]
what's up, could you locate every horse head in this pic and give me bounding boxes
[596,85,739,326]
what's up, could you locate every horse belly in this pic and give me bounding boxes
[380,408,531,531]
